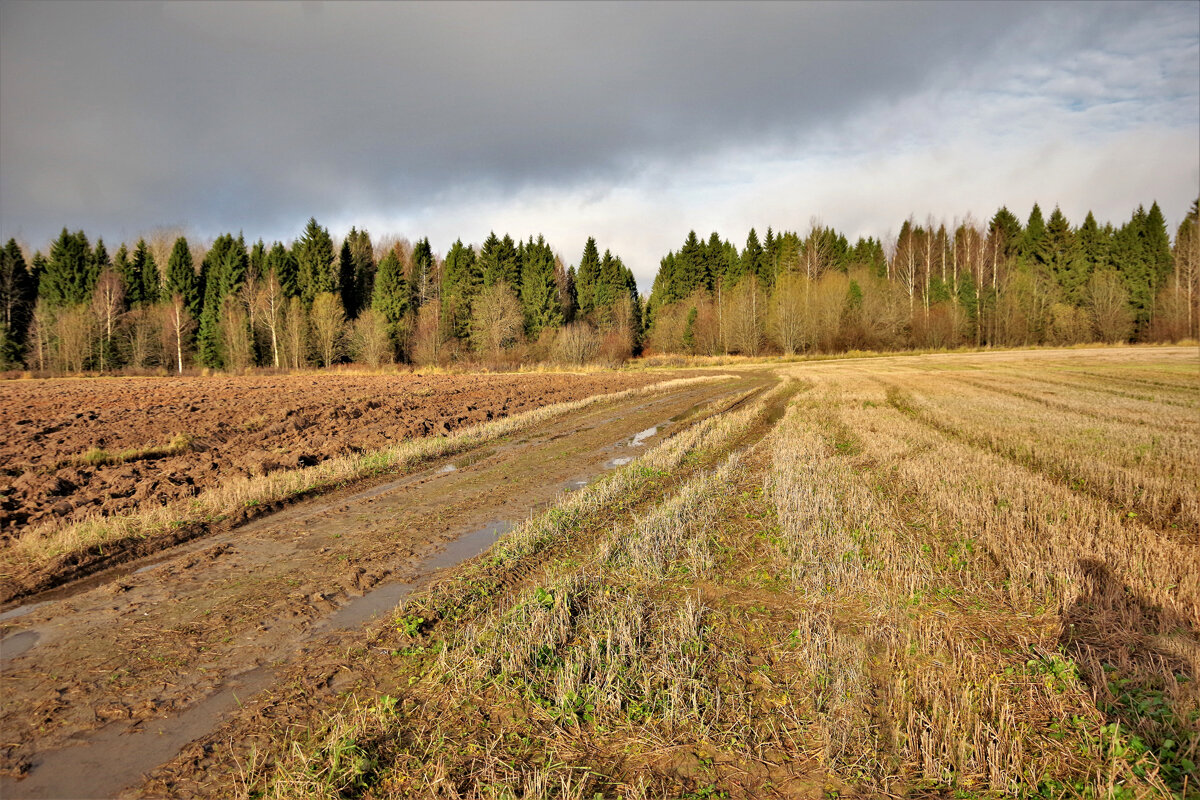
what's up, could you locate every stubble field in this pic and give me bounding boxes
[0,347,1196,799]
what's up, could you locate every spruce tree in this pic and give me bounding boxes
[113,244,133,307]
[410,237,432,310]
[1044,207,1086,302]
[519,235,563,339]
[0,239,35,365]
[40,228,94,307]
[197,234,248,367]
[295,218,336,306]
[338,238,357,317]
[740,229,764,286]
[165,237,199,318]
[266,242,299,298]
[989,207,1023,261]
[372,248,409,351]
[440,239,479,341]
[1021,203,1048,269]
[576,237,601,315]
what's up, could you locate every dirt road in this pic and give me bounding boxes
[0,372,763,799]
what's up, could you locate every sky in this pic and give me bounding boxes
[1,0,1197,291]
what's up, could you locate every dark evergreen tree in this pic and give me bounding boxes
[93,238,111,272]
[519,235,563,338]
[131,238,160,306]
[479,232,520,290]
[989,207,1023,261]
[372,248,409,349]
[295,217,336,306]
[575,237,601,315]
[1044,207,1086,302]
[0,240,35,365]
[266,241,299,298]
[410,237,433,310]
[249,239,266,281]
[40,228,94,307]
[440,239,479,340]
[1021,203,1047,268]
[113,244,133,307]
[165,237,200,318]
[740,229,764,285]
[197,234,248,367]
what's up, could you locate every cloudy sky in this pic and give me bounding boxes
[1,0,1197,289]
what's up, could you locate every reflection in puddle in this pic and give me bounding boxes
[438,464,457,474]
[630,426,658,446]
[0,667,275,800]
[325,520,514,631]
[0,601,44,623]
[564,479,589,492]
[605,456,633,469]
[0,630,39,660]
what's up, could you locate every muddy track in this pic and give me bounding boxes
[123,376,800,799]
[0,373,776,799]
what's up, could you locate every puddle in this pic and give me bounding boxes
[438,464,458,473]
[0,666,275,800]
[0,630,39,661]
[0,601,46,623]
[563,478,589,492]
[324,520,514,631]
[605,456,633,469]
[630,426,658,446]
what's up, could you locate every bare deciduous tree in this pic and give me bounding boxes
[91,269,124,372]
[161,295,194,374]
[1089,270,1133,343]
[309,291,346,368]
[470,281,523,361]
[350,308,392,368]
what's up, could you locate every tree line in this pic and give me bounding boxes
[645,200,1198,355]
[0,220,641,373]
[0,198,1195,373]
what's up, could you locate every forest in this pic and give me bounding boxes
[0,199,1196,374]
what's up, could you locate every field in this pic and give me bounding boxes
[0,347,1197,799]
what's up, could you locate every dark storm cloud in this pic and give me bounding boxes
[1,0,1041,245]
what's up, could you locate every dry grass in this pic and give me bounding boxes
[169,349,1197,798]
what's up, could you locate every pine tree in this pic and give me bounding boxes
[295,218,336,306]
[249,239,266,281]
[339,238,357,317]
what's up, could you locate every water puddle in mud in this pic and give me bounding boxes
[324,520,514,631]
[0,601,46,623]
[630,426,658,446]
[563,478,589,492]
[438,464,458,473]
[0,666,276,800]
[605,456,633,469]
[0,630,39,660]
